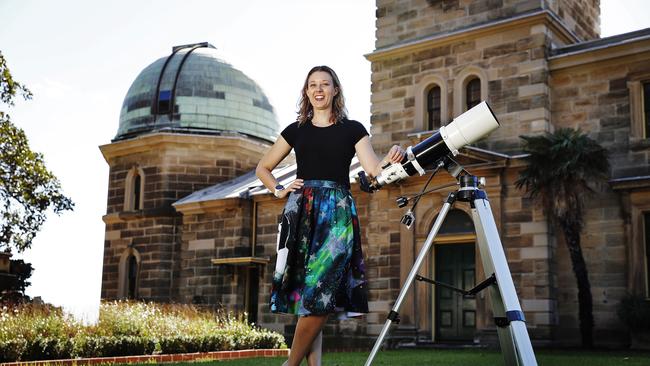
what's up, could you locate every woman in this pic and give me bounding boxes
[256,65,404,366]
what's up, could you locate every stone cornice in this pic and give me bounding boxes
[610,175,650,191]
[172,197,245,215]
[366,10,578,62]
[102,206,180,224]
[98,132,270,162]
[549,36,650,71]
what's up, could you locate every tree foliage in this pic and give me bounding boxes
[0,51,73,253]
[516,128,610,348]
[0,259,34,303]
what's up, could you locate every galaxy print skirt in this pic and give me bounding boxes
[269,180,369,318]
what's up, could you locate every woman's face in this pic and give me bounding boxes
[306,71,338,111]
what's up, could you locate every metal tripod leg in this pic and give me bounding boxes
[364,193,456,366]
[471,196,537,366]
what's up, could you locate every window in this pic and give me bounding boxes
[453,67,487,117]
[466,78,481,111]
[415,75,448,132]
[427,86,442,130]
[627,79,650,141]
[133,174,141,211]
[157,90,171,114]
[124,167,145,211]
[643,81,650,139]
[118,248,140,299]
[127,254,138,299]
[433,209,477,244]
[439,209,474,235]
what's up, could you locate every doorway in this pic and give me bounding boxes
[434,243,476,341]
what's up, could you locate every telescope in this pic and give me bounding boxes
[359,101,499,192]
[362,100,538,366]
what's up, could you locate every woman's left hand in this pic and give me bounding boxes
[382,145,406,165]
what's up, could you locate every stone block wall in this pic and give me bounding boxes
[176,202,252,308]
[543,0,600,41]
[374,0,599,50]
[370,20,553,155]
[499,164,556,341]
[101,215,177,301]
[375,0,544,49]
[549,56,650,346]
[100,133,269,302]
[550,58,650,179]
[103,134,268,215]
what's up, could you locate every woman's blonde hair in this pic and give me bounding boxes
[296,65,347,125]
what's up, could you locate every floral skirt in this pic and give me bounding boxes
[269,180,369,318]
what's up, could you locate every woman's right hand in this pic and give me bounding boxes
[277,179,304,198]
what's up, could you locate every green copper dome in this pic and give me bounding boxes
[116,43,279,142]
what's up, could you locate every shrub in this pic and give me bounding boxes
[0,338,27,362]
[73,335,156,358]
[0,301,286,362]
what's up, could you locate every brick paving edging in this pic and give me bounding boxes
[0,349,290,366]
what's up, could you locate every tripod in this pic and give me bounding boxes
[364,168,538,366]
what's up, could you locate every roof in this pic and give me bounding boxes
[550,27,650,58]
[116,43,279,142]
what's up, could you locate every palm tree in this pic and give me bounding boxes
[515,128,609,348]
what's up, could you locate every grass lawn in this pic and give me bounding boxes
[114,349,650,366]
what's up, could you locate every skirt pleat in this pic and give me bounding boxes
[269,180,369,318]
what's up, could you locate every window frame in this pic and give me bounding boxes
[118,247,141,299]
[628,78,650,141]
[124,166,145,211]
[453,66,488,117]
[414,74,449,132]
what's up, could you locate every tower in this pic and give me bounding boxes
[99,43,279,303]
[367,0,616,346]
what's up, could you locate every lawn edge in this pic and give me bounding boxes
[0,349,290,366]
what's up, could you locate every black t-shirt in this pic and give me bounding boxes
[281,119,369,187]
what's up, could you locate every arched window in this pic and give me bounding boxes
[415,75,448,132]
[427,86,442,130]
[466,78,481,111]
[124,166,145,211]
[438,209,475,235]
[118,247,141,299]
[453,67,488,117]
[133,174,141,210]
[127,254,138,299]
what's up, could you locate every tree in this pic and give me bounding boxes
[515,128,609,348]
[0,51,74,254]
[0,258,34,303]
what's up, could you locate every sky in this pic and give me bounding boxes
[0,0,648,322]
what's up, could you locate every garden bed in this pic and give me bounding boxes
[0,301,286,363]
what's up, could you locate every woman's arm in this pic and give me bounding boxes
[255,136,303,198]
[355,136,405,178]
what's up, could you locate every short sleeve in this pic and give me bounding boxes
[349,120,369,145]
[280,122,299,147]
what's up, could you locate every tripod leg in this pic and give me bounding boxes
[472,197,537,366]
[364,194,457,366]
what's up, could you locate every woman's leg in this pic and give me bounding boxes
[305,330,323,366]
[286,315,328,366]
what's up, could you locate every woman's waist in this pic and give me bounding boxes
[301,179,350,190]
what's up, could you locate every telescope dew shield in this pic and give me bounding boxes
[402,101,499,176]
[440,101,499,156]
[370,101,500,191]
